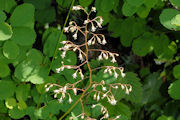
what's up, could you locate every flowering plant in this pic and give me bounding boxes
[45,5,132,120]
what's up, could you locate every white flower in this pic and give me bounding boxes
[72,72,77,79]
[114,86,118,89]
[111,57,116,63]
[69,26,76,32]
[125,88,129,95]
[68,97,73,103]
[45,87,50,92]
[73,33,77,40]
[96,36,101,43]
[54,89,59,93]
[84,19,89,24]
[61,51,66,58]
[79,52,84,61]
[91,104,96,108]
[100,17,103,24]
[81,115,84,119]
[61,41,67,44]
[102,38,107,45]
[87,39,92,46]
[98,54,103,61]
[60,66,64,71]
[97,93,100,101]
[73,88,77,95]
[103,53,108,59]
[110,98,117,105]
[121,85,125,90]
[102,87,107,91]
[121,72,126,78]
[129,86,132,92]
[93,93,96,100]
[44,23,49,29]
[64,27,69,32]
[114,72,118,78]
[91,24,96,32]
[115,115,121,119]
[56,68,61,73]
[105,113,109,118]
[91,7,96,12]
[72,5,81,10]
[104,68,108,73]
[58,97,63,103]
[102,94,107,99]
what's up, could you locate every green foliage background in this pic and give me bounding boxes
[0,0,180,120]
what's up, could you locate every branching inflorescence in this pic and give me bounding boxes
[45,5,132,120]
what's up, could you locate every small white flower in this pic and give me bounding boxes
[73,33,77,40]
[105,113,109,118]
[98,54,103,61]
[96,36,101,44]
[102,38,107,45]
[45,87,50,92]
[64,27,69,32]
[108,69,112,76]
[102,93,107,99]
[58,97,63,103]
[97,93,100,101]
[99,17,103,24]
[104,68,108,73]
[111,57,116,63]
[61,41,67,44]
[87,39,92,46]
[91,24,96,32]
[54,94,57,98]
[129,86,132,92]
[79,52,84,62]
[54,89,59,93]
[91,104,96,108]
[91,7,96,12]
[79,72,84,79]
[60,66,64,71]
[110,98,117,105]
[68,97,73,103]
[81,115,84,119]
[72,72,77,79]
[103,53,108,59]
[73,88,77,95]
[121,72,126,78]
[72,5,81,10]
[114,72,118,78]
[69,26,76,32]
[121,85,125,90]
[44,23,49,29]
[93,93,96,100]
[115,115,121,119]
[114,86,118,89]
[61,51,66,58]
[56,68,61,73]
[125,88,129,95]
[84,19,89,24]
[102,87,107,91]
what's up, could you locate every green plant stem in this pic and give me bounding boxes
[59,12,92,120]
[48,0,75,74]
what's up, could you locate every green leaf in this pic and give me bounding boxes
[0,80,16,100]
[5,98,17,109]
[0,100,8,113]
[101,101,131,119]
[119,17,134,47]
[8,107,25,119]
[100,0,114,12]
[16,84,30,102]
[3,41,19,59]
[43,30,64,57]
[126,0,144,7]
[0,11,6,22]
[0,0,17,13]
[173,65,180,79]
[11,27,36,46]
[35,7,56,24]
[108,18,122,38]
[132,32,154,56]
[142,72,162,104]
[171,14,180,27]
[122,2,138,16]
[168,80,180,100]
[0,60,10,78]
[157,115,174,120]
[0,22,13,41]
[136,5,151,18]
[79,0,93,7]
[10,3,35,28]
[144,0,158,8]
[24,0,51,10]
[170,0,180,8]
[159,9,180,30]
[153,34,174,60]
[26,49,43,64]
[120,72,142,103]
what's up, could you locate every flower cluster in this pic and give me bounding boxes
[45,5,132,120]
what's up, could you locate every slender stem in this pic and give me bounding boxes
[48,0,75,74]
[59,12,93,120]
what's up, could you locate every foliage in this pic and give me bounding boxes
[0,0,180,120]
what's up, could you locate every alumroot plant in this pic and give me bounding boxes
[45,5,132,120]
